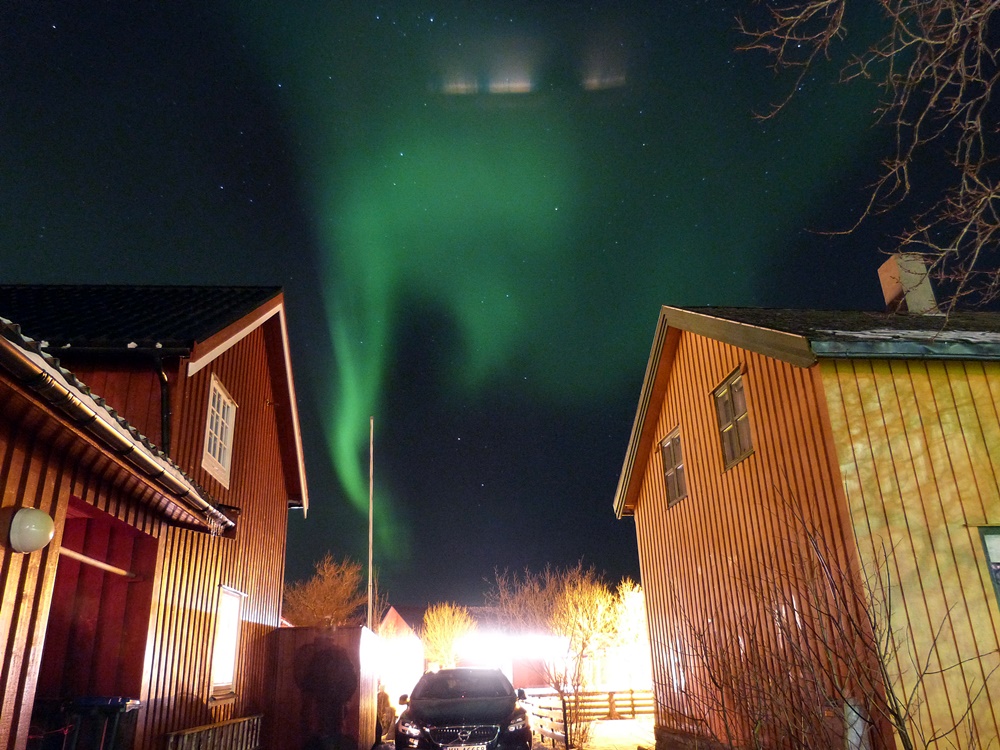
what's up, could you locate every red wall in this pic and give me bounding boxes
[1,315,293,750]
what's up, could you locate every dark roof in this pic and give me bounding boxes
[668,307,1000,364]
[0,285,282,352]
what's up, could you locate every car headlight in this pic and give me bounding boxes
[399,719,422,738]
[507,715,529,732]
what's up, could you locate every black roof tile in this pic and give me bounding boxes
[0,285,282,351]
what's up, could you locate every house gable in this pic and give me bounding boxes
[0,285,309,514]
[186,294,308,513]
[617,304,1000,749]
[624,319,862,746]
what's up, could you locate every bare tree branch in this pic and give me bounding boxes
[657,487,999,748]
[739,0,1000,310]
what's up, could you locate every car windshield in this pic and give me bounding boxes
[411,671,513,700]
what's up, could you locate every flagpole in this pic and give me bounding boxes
[367,415,374,630]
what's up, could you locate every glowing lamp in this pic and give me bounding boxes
[9,507,55,553]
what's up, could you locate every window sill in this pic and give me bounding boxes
[208,691,237,707]
[722,450,754,472]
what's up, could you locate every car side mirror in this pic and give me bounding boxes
[399,694,409,705]
[516,689,526,700]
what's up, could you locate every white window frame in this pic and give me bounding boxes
[660,427,688,507]
[210,585,246,702]
[202,373,237,488]
[714,368,753,469]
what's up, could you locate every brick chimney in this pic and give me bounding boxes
[878,253,940,314]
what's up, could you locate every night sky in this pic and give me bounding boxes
[3,2,892,605]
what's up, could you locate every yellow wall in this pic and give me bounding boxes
[821,358,1000,748]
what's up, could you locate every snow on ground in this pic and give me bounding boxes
[533,718,655,750]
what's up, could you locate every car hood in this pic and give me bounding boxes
[406,696,516,725]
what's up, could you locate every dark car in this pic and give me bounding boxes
[395,668,531,750]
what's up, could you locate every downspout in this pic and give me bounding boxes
[155,357,171,456]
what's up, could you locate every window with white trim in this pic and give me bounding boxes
[980,529,1000,611]
[660,428,687,506]
[210,585,246,701]
[714,369,753,469]
[202,374,237,488]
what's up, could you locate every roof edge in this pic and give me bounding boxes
[266,300,310,515]
[614,308,675,519]
[188,289,284,374]
[186,291,309,514]
[663,307,816,367]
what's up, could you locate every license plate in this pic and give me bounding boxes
[453,745,485,750]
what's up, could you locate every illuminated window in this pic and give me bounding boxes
[211,586,246,701]
[202,374,237,488]
[660,428,687,506]
[714,370,753,468]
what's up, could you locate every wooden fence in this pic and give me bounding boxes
[520,689,654,748]
[164,715,262,750]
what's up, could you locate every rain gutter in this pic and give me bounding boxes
[810,339,1000,360]
[0,321,233,533]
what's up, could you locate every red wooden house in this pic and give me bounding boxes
[614,303,1000,749]
[0,285,308,750]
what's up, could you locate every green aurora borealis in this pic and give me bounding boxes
[4,1,888,602]
[238,3,884,591]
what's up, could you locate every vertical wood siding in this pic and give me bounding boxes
[134,324,289,749]
[632,331,876,746]
[271,627,378,750]
[66,362,164,448]
[821,358,1000,748]
[2,319,291,750]
[1,398,67,750]
[36,502,158,701]
[0,381,164,750]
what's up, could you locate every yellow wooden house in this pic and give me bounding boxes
[614,304,1000,749]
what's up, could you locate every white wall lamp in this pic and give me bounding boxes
[7,507,55,553]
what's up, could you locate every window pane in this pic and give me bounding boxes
[723,427,737,463]
[662,431,686,503]
[736,415,752,454]
[716,391,733,425]
[984,532,1000,562]
[212,589,243,691]
[732,377,747,416]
